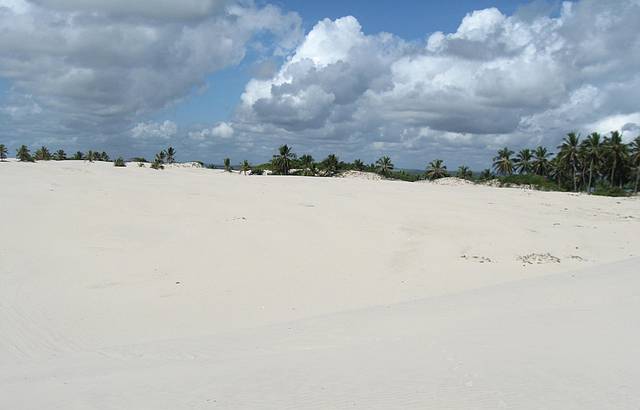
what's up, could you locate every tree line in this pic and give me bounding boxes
[2,131,639,195]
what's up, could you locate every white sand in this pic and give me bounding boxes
[1,160,639,409]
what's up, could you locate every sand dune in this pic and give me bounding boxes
[1,161,639,409]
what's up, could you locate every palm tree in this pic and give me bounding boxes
[86,150,94,162]
[54,149,67,161]
[16,145,34,162]
[580,132,603,192]
[375,156,394,177]
[158,150,167,164]
[629,136,640,194]
[272,145,296,175]
[532,146,552,176]
[151,152,165,170]
[166,147,176,164]
[425,159,448,180]
[604,131,628,187]
[35,146,52,161]
[456,165,473,180]
[479,169,493,180]
[73,151,83,160]
[353,159,365,171]
[557,133,581,191]
[514,149,533,174]
[100,152,110,162]
[321,154,340,176]
[492,147,514,176]
[224,157,232,172]
[240,160,250,175]
[0,144,7,161]
[299,154,315,176]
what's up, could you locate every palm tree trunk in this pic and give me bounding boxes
[587,159,593,193]
[572,162,577,192]
[610,158,616,185]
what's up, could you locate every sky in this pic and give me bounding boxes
[0,0,639,169]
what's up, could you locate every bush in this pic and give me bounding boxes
[498,174,562,191]
[593,182,628,197]
[114,157,126,167]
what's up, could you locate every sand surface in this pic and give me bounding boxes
[1,160,639,409]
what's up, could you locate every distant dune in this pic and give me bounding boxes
[1,161,639,409]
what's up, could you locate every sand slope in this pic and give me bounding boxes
[1,161,639,408]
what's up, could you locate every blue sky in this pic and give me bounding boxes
[0,0,639,168]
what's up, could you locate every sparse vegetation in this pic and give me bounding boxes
[16,145,34,162]
[114,157,126,167]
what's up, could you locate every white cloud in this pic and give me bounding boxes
[234,0,640,167]
[189,122,234,140]
[0,0,301,144]
[131,120,177,140]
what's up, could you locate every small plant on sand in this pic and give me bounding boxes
[0,144,7,161]
[54,149,67,160]
[224,157,232,172]
[151,152,165,170]
[272,145,296,175]
[86,150,94,162]
[240,160,250,175]
[320,154,340,176]
[425,159,448,180]
[138,162,146,168]
[34,146,52,161]
[100,152,110,162]
[73,151,83,160]
[375,156,394,177]
[166,147,176,164]
[114,157,126,167]
[16,145,34,162]
[456,166,473,180]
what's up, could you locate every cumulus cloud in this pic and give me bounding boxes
[0,0,301,147]
[236,0,640,167]
[189,122,234,140]
[131,120,178,140]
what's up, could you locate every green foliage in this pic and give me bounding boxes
[0,144,8,160]
[592,182,628,197]
[272,145,296,175]
[353,159,365,171]
[114,157,126,167]
[240,160,251,175]
[478,169,493,180]
[166,147,176,164]
[16,145,34,162]
[498,174,562,191]
[320,154,340,176]
[493,147,514,176]
[54,149,67,160]
[131,157,148,163]
[456,165,473,180]
[425,159,448,180]
[73,151,84,160]
[388,170,421,182]
[34,146,52,161]
[224,157,232,172]
[375,156,394,177]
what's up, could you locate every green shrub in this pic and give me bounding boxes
[499,174,562,191]
[114,157,126,167]
[592,182,628,197]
